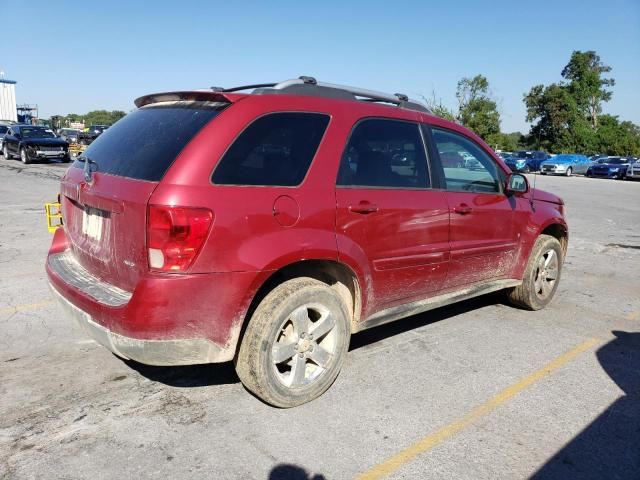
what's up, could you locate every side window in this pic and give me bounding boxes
[212,112,329,186]
[432,128,503,193]
[337,119,429,188]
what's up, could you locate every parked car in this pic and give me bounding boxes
[539,154,592,176]
[504,150,551,172]
[0,123,10,151]
[58,128,82,144]
[47,77,568,407]
[78,124,110,145]
[586,157,632,179]
[2,125,70,164]
[626,158,640,180]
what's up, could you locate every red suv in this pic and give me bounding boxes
[47,77,567,407]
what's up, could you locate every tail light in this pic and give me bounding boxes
[147,205,213,272]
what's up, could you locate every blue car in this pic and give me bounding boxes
[504,150,551,172]
[539,154,592,176]
[586,157,632,179]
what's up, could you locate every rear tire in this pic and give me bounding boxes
[20,147,31,164]
[235,277,351,408]
[507,234,563,311]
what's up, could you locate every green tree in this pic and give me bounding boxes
[50,110,127,129]
[561,50,614,128]
[522,50,640,154]
[487,132,523,152]
[456,75,501,141]
[523,83,578,150]
[419,92,456,122]
[594,116,640,155]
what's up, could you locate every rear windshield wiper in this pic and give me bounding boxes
[77,155,98,182]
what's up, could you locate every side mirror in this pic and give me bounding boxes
[506,173,529,194]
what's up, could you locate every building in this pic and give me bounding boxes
[0,78,17,122]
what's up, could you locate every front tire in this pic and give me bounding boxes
[235,277,351,408]
[507,234,563,311]
[20,147,32,164]
[3,144,12,159]
[565,167,572,177]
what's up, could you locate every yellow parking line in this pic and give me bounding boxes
[0,300,53,315]
[356,337,601,480]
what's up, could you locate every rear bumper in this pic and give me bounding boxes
[46,244,267,365]
[49,284,228,365]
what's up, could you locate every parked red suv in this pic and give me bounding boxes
[47,77,568,407]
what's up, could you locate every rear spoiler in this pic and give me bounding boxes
[134,90,246,108]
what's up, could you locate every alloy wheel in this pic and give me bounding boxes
[271,303,338,388]
[533,249,558,299]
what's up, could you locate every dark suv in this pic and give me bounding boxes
[47,77,568,407]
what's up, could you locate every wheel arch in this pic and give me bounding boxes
[541,221,568,258]
[234,259,362,358]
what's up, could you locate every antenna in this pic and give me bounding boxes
[530,171,537,210]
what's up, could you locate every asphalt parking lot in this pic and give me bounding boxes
[0,157,638,480]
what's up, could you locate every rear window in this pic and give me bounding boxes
[212,112,330,186]
[73,103,222,181]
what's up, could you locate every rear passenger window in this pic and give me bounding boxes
[337,119,429,188]
[212,113,329,186]
[432,127,503,193]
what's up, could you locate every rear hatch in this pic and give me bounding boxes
[59,101,224,292]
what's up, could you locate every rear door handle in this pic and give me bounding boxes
[349,203,379,214]
[453,203,472,215]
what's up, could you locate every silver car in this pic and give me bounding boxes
[626,158,640,180]
[540,154,592,176]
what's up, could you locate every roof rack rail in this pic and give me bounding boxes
[210,76,432,114]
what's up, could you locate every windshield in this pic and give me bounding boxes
[21,128,56,139]
[515,151,532,159]
[607,159,626,165]
[553,155,573,162]
[0,126,8,134]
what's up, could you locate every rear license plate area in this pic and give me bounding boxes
[81,207,105,241]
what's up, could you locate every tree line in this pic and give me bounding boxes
[425,50,640,156]
[49,110,127,130]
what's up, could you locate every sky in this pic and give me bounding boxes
[2,0,639,133]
